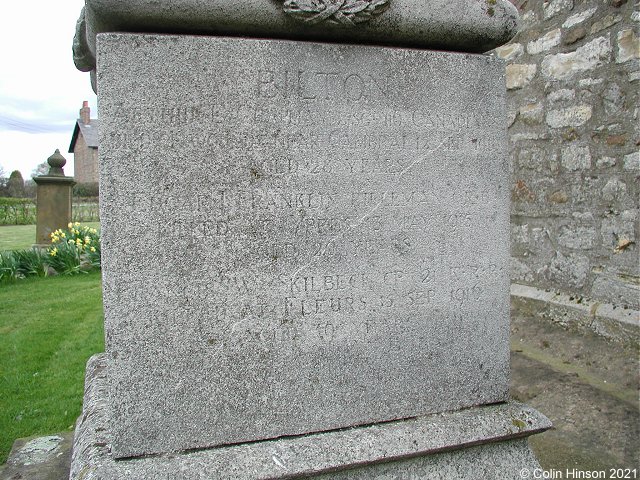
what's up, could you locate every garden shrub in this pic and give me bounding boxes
[0,251,21,283]
[0,198,36,225]
[48,223,101,275]
[73,182,99,198]
[0,223,101,284]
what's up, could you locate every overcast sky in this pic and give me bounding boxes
[1,1,97,178]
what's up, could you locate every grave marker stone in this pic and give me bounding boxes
[33,150,75,247]
[99,35,512,457]
[69,1,551,478]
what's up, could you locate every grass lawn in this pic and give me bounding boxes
[0,272,104,464]
[0,222,100,252]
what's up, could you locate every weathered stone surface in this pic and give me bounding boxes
[623,151,640,170]
[527,29,561,54]
[546,252,590,288]
[592,274,640,309]
[506,64,537,89]
[512,224,529,244]
[519,103,545,124]
[543,0,574,20]
[616,29,640,63]
[601,177,628,202]
[603,82,625,114]
[562,7,597,28]
[33,178,75,246]
[521,11,538,27]
[510,132,551,141]
[69,354,551,480]
[563,26,587,45]
[578,77,604,87]
[590,14,622,34]
[75,0,521,79]
[541,36,611,80]
[495,43,524,61]
[605,134,627,146]
[511,283,640,345]
[98,33,511,458]
[557,224,596,249]
[597,156,617,168]
[561,144,591,170]
[511,257,535,282]
[546,105,592,128]
[516,147,556,173]
[547,88,575,102]
[1,433,73,480]
[548,190,569,203]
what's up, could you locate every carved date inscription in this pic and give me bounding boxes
[106,58,507,350]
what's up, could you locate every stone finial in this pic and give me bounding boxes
[47,149,67,176]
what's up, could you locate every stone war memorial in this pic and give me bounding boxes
[70,0,552,478]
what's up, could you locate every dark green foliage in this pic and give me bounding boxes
[42,242,83,276]
[0,249,49,284]
[73,182,99,198]
[12,249,49,278]
[0,251,21,283]
[0,198,35,225]
[0,198,99,226]
[7,170,25,198]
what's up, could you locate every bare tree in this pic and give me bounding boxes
[31,161,49,178]
[0,164,7,195]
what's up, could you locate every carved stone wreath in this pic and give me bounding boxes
[283,0,390,26]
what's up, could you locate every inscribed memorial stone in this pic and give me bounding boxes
[98,33,511,458]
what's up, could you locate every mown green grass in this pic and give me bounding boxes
[0,272,104,463]
[0,222,100,251]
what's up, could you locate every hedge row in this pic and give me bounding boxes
[0,198,99,225]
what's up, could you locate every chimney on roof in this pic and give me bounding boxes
[79,101,90,125]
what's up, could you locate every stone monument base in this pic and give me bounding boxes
[70,354,551,479]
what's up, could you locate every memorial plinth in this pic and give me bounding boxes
[99,34,512,458]
[33,149,76,247]
[69,2,550,478]
[74,0,520,83]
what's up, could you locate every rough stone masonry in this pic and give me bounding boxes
[496,0,639,319]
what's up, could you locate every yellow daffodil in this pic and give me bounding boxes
[68,222,73,228]
[60,232,66,238]
[51,236,59,243]
[75,222,80,227]
[50,248,57,257]
[90,228,97,234]
[85,236,91,244]
[90,246,96,252]
[68,239,74,245]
